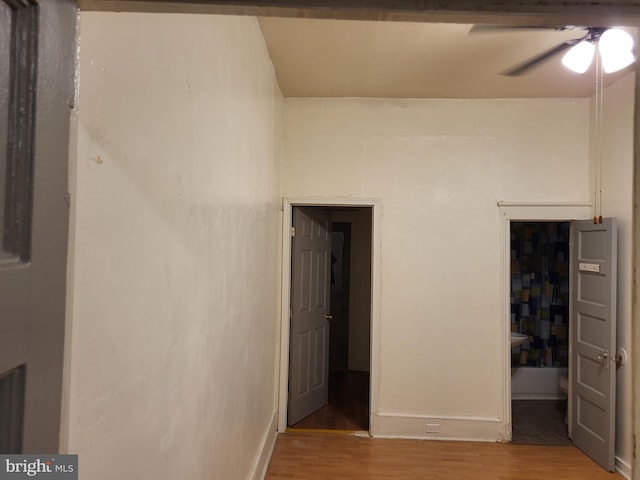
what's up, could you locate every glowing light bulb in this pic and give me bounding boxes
[562,40,595,73]
[599,28,635,73]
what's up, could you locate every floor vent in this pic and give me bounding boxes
[0,365,26,453]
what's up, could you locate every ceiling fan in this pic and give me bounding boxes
[469,25,635,76]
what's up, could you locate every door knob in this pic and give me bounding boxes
[615,348,628,368]
[325,314,333,320]
[597,351,609,362]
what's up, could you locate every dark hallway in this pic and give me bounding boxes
[290,370,369,431]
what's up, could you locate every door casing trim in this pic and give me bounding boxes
[498,202,591,441]
[279,197,381,433]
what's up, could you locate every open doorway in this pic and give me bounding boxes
[286,206,372,432]
[500,204,619,472]
[509,221,571,445]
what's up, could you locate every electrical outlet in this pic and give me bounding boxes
[426,423,440,433]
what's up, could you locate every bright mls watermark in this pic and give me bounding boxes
[0,455,77,479]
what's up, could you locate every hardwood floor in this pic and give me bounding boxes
[289,402,364,431]
[265,431,623,480]
[290,370,369,431]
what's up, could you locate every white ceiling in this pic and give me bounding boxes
[258,17,634,99]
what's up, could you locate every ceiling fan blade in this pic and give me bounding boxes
[500,38,584,76]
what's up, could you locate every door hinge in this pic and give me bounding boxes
[291,226,296,237]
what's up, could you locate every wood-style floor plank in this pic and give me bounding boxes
[290,370,369,431]
[265,432,623,479]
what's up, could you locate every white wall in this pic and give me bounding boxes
[283,97,591,439]
[598,73,634,477]
[64,13,282,480]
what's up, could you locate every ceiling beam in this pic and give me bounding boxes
[78,0,640,26]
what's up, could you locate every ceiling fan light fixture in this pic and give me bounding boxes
[562,40,595,73]
[599,28,635,73]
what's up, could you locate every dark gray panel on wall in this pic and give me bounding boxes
[0,0,76,453]
[3,0,38,262]
[0,365,26,453]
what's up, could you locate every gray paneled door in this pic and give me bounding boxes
[0,0,75,453]
[288,207,331,425]
[571,218,617,471]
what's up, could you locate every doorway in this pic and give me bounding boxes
[499,203,589,441]
[289,207,371,431]
[278,200,379,434]
[500,204,618,472]
[509,221,571,445]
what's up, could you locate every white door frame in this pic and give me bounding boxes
[498,202,591,440]
[278,197,381,433]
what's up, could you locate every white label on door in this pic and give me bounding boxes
[579,262,601,273]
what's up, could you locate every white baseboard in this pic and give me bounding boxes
[372,412,507,442]
[615,456,631,479]
[250,409,278,480]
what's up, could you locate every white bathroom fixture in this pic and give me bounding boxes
[510,332,528,347]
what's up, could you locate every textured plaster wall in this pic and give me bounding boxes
[65,12,282,479]
[283,97,591,433]
[597,73,634,474]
